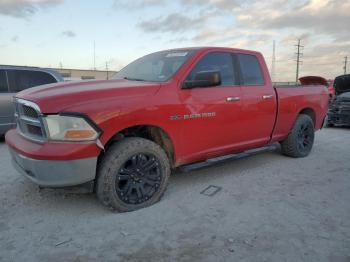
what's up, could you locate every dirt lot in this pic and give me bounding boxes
[0,128,349,262]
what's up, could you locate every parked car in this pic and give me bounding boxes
[5,47,329,212]
[0,65,63,135]
[327,74,350,127]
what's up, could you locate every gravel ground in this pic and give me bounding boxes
[0,128,349,262]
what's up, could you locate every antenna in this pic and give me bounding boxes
[93,41,96,71]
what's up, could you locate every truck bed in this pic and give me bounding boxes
[272,84,329,142]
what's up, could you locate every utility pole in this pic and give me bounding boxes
[271,40,276,83]
[344,56,348,75]
[106,62,109,80]
[295,39,303,84]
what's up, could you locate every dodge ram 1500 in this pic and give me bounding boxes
[5,47,329,211]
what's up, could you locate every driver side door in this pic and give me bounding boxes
[178,51,244,163]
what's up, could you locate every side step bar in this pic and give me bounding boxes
[179,144,278,172]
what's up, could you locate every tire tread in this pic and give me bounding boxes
[96,137,170,212]
[280,114,314,158]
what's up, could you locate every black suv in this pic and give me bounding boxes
[327,74,350,127]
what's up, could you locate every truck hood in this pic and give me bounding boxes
[16,79,161,113]
[299,76,328,86]
[334,74,350,95]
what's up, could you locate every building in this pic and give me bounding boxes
[51,68,117,81]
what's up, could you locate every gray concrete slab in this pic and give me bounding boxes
[0,128,349,262]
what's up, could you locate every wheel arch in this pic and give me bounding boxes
[100,125,176,168]
[298,107,316,127]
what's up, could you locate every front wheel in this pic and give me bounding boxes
[96,137,170,212]
[280,114,315,158]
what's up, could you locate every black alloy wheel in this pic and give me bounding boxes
[116,153,162,205]
[296,123,313,154]
[280,114,315,158]
[96,137,170,212]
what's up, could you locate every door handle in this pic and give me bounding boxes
[262,95,274,100]
[226,97,240,102]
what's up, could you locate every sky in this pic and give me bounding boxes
[0,0,349,81]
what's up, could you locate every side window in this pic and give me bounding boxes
[237,54,264,85]
[7,70,57,92]
[0,70,8,93]
[186,52,237,86]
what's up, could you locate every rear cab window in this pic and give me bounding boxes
[186,52,239,87]
[237,54,264,86]
[7,70,57,92]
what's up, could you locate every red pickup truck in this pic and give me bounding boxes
[6,47,329,212]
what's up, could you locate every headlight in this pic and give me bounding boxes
[43,115,100,141]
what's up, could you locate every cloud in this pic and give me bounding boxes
[11,35,19,42]
[181,0,244,11]
[61,30,76,38]
[235,0,350,38]
[113,0,165,9]
[137,13,210,33]
[0,0,63,18]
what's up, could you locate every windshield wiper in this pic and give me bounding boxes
[123,77,146,81]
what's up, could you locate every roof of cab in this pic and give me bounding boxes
[158,46,261,55]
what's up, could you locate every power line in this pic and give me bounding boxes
[295,39,304,83]
[344,56,348,75]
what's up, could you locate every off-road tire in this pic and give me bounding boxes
[96,137,170,212]
[280,114,315,158]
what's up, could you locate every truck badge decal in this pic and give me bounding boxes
[170,112,216,121]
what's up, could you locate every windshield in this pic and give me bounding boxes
[113,50,195,82]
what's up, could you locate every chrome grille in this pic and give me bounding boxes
[22,105,39,118]
[15,99,46,141]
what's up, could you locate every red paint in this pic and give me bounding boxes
[299,76,328,86]
[299,76,335,98]
[6,47,329,166]
[5,129,100,160]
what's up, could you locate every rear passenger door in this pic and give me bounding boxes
[0,70,15,132]
[236,53,277,146]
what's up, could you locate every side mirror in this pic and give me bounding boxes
[182,70,221,89]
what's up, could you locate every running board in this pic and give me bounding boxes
[179,144,278,172]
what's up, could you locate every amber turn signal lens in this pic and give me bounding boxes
[64,130,96,139]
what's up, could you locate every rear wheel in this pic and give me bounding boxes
[96,137,170,212]
[280,114,315,158]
